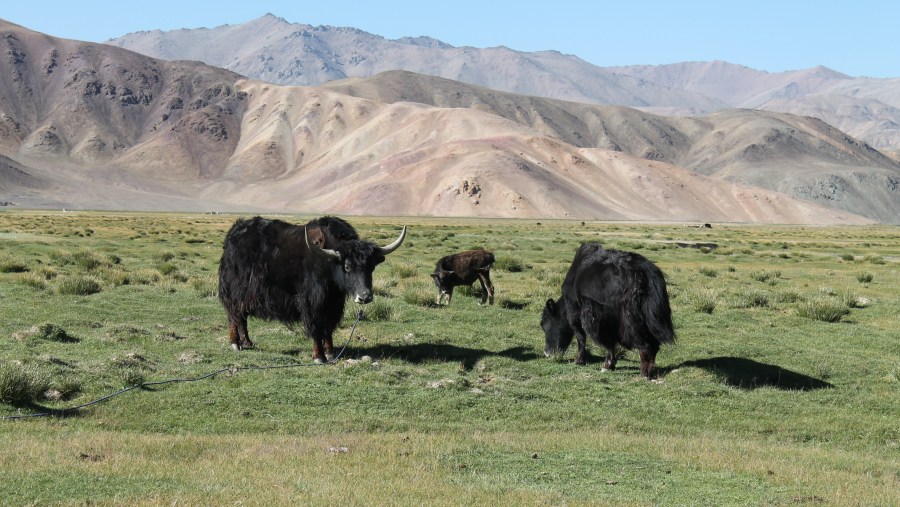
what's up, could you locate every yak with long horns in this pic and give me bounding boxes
[218,216,406,362]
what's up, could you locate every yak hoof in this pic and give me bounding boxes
[325,353,335,361]
[313,357,325,365]
[231,343,241,352]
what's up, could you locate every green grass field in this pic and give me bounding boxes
[1,210,897,505]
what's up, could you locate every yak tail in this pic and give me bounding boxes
[641,267,676,345]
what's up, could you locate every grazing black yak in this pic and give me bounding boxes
[218,216,406,362]
[541,243,675,377]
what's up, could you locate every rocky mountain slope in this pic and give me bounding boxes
[1,18,894,223]
[107,14,900,153]
[322,71,900,222]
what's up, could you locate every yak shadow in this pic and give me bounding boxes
[349,343,540,371]
[668,356,833,391]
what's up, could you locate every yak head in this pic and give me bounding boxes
[429,270,455,304]
[541,298,574,357]
[307,226,407,304]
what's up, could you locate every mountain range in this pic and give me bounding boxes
[109,14,900,153]
[1,16,898,223]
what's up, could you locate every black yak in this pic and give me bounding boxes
[430,249,495,305]
[218,216,406,362]
[541,243,675,377]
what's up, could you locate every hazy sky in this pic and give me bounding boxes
[3,1,897,78]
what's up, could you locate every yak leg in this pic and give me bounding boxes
[574,332,588,365]
[603,347,617,371]
[571,321,589,366]
[323,336,335,361]
[228,315,252,351]
[311,336,326,364]
[313,315,340,363]
[639,348,658,378]
[478,272,495,305]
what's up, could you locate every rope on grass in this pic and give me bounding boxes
[1,309,363,421]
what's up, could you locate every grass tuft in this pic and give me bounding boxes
[494,256,526,272]
[363,298,398,322]
[57,275,103,295]
[796,297,850,323]
[732,290,769,308]
[0,254,28,273]
[0,363,50,405]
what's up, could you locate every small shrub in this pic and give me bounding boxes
[49,249,72,265]
[373,277,398,297]
[839,253,855,262]
[155,251,176,262]
[157,262,178,276]
[682,287,718,314]
[0,254,28,273]
[838,289,863,309]
[750,270,780,283]
[36,266,59,280]
[774,290,805,304]
[796,297,850,323]
[392,262,419,279]
[19,272,47,290]
[51,375,82,401]
[119,369,146,388]
[733,290,770,308]
[699,266,718,278]
[131,269,161,285]
[403,285,437,307]
[99,267,131,287]
[190,275,218,297]
[32,323,78,343]
[0,363,50,405]
[364,299,397,322]
[495,256,526,272]
[57,275,103,296]
[856,272,874,283]
[71,249,106,271]
[863,255,885,265]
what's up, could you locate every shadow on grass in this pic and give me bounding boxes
[351,344,541,370]
[669,356,833,391]
[1,399,86,419]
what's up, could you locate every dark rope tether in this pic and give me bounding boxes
[1,309,364,421]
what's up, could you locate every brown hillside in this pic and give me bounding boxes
[0,19,882,224]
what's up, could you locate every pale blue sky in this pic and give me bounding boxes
[3,1,897,78]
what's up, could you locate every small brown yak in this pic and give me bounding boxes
[430,249,495,305]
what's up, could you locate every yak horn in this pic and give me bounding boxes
[305,226,341,260]
[378,226,407,255]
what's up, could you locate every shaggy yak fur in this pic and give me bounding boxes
[430,249,495,305]
[541,242,675,378]
[218,216,405,362]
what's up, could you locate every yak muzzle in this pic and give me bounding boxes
[354,292,374,304]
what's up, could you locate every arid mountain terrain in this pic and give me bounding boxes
[1,18,897,223]
[108,14,900,153]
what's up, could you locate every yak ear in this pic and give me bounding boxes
[545,298,557,314]
[430,273,439,279]
[305,226,341,261]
